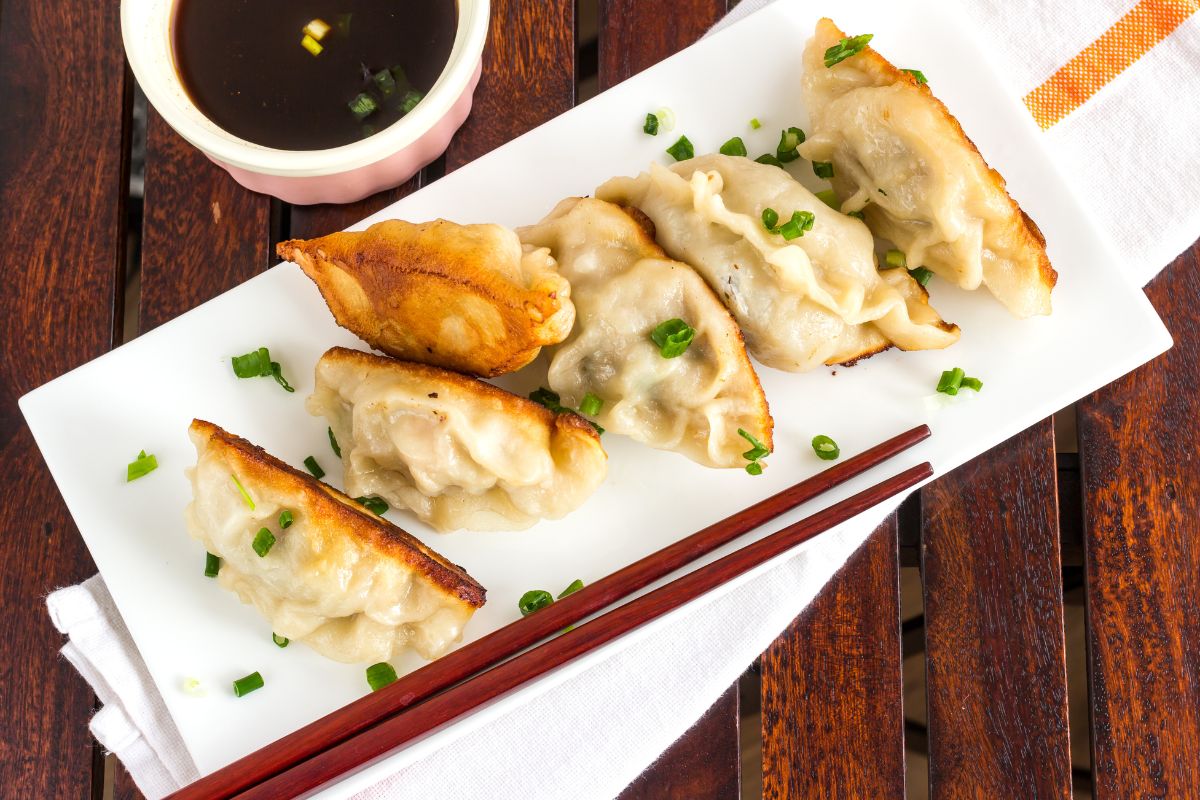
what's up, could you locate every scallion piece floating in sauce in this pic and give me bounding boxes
[400,90,424,114]
[650,318,695,359]
[812,161,835,179]
[366,662,398,692]
[349,92,378,122]
[126,450,158,482]
[579,393,603,416]
[252,528,276,558]
[666,135,694,162]
[303,456,325,479]
[204,552,221,578]
[811,435,840,460]
[824,33,874,67]
[884,249,907,269]
[372,69,397,96]
[720,137,748,157]
[643,113,660,136]
[233,671,264,697]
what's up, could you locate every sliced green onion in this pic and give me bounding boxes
[366,662,398,692]
[182,677,206,696]
[719,136,748,157]
[389,65,408,86]
[761,208,779,231]
[126,450,158,482]
[878,188,889,196]
[529,387,564,413]
[230,473,255,510]
[558,579,584,599]
[883,249,907,269]
[815,189,839,209]
[937,367,966,395]
[650,318,695,359]
[204,552,221,578]
[848,210,866,221]
[232,347,272,378]
[269,361,294,392]
[776,126,805,162]
[909,267,934,287]
[252,528,276,557]
[233,671,264,697]
[778,210,816,241]
[349,92,378,121]
[665,135,694,162]
[278,509,294,529]
[737,428,771,462]
[519,589,554,616]
[961,376,984,392]
[655,107,676,132]
[300,34,323,56]
[355,495,389,515]
[579,393,603,416]
[303,18,331,41]
[372,68,397,96]
[902,68,928,85]
[328,427,342,458]
[812,435,841,460]
[643,113,659,136]
[813,161,835,179]
[400,89,424,114]
[303,456,325,479]
[272,633,289,648]
[745,462,764,476]
[755,154,784,168]
[749,117,762,130]
[824,33,874,67]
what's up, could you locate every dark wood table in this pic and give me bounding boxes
[2,1,1197,797]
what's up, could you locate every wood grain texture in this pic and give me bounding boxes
[0,0,129,797]
[760,519,905,800]
[597,0,729,91]
[618,685,741,800]
[1077,246,1200,799]
[138,111,273,332]
[443,0,574,171]
[287,177,423,241]
[921,419,1072,799]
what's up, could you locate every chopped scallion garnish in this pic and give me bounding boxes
[719,136,748,157]
[300,34,324,56]
[327,429,342,460]
[355,495,389,515]
[204,552,221,578]
[272,633,289,648]
[655,107,676,132]
[233,671,264,697]
[824,33,874,68]
[518,589,554,616]
[232,347,272,378]
[126,450,158,482]
[902,68,928,85]
[909,267,934,287]
[884,249,907,269]
[812,435,840,460]
[813,161,835,179]
[650,318,695,359]
[643,113,659,136]
[762,208,779,231]
[749,117,762,130]
[558,579,585,599]
[815,189,839,209]
[579,393,603,416]
[400,90,424,114]
[231,474,255,510]
[372,69,397,96]
[252,528,276,558]
[848,210,866,221]
[182,677,206,696]
[778,210,816,241]
[936,367,966,395]
[755,154,784,168]
[366,662,398,692]
[738,428,771,475]
[776,126,805,162]
[269,361,294,393]
[303,456,325,479]
[961,376,984,392]
[746,462,764,476]
[278,509,294,529]
[529,387,564,412]
[665,135,694,162]
[348,92,378,121]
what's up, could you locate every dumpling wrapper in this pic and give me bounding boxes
[185,419,485,665]
[277,219,575,377]
[597,154,959,372]
[517,197,773,468]
[799,18,1056,317]
[309,347,608,532]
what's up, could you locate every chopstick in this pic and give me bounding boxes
[236,460,933,799]
[170,425,929,800]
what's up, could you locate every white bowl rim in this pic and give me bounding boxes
[121,0,489,178]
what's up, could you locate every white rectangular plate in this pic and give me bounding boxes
[21,0,1171,787]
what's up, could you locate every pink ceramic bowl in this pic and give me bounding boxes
[121,0,489,205]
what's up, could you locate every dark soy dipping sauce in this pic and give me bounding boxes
[174,0,457,151]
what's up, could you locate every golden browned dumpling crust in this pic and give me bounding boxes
[277,219,575,377]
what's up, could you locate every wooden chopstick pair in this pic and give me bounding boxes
[170,425,933,800]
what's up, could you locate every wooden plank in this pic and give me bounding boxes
[138,113,274,331]
[921,420,1072,798]
[287,178,423,241]
[444,0,575,171]
[0,0,130,797]
[618,685,741,800]
[598,0,730,91]
[1076,246,1200,798]
[760,519,905,799]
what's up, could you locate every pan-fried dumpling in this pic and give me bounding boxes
[185,419,485,664]
[597,154,959,372]
[309,347,608,532]
[517,197,772,469]
[277,220,574,377]
[799,18,1056,317]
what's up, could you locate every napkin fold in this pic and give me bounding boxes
[47,1,1200,797]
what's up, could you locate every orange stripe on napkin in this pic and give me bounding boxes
[1024,0,1200,129]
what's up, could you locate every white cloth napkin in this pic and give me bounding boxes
[47,2,1200,797]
